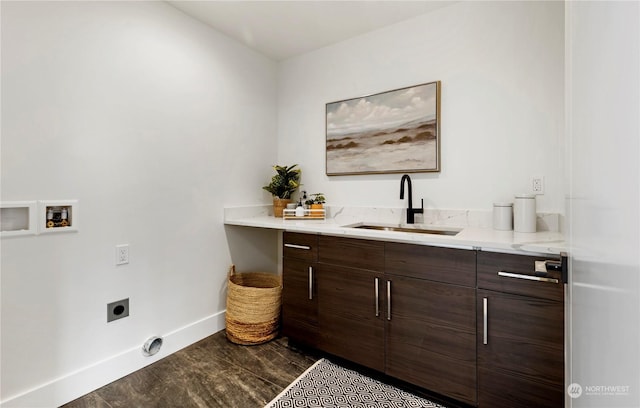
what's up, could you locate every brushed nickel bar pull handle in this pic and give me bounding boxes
[498,271,559,284]
[308,266,313,300]
[387,280,392,321]
[375,278,380,317]
[483,297,488,345]
[285,243,311,250]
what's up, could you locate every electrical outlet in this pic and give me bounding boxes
[116,244,129,265]
[107,298,129,322]
[531,176,545,195]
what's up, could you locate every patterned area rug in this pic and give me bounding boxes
[265,358,446,408]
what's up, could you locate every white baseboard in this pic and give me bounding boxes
[1,311,226,408]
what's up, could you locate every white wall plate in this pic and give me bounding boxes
[1,201,38,237]
[38,200,79,234]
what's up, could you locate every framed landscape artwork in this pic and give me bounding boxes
[326,81,441,175]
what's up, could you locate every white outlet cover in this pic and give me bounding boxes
[531,176,545,195]
[116,244,129,265]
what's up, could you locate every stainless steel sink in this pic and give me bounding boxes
[344,223,461,236]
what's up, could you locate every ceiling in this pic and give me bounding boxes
[167,1,454,61]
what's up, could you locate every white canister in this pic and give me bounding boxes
[514,194,537,233]
[493,202,513,231]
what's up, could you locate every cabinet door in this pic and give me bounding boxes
[317,263,385,371]
[282,257,318,347]
[385,275,477,405]
[477,289,564,408]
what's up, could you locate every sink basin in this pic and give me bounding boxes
[344,223,461,236]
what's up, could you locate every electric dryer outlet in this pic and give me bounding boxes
[107,298,129,322]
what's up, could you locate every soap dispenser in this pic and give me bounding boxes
[295,200,305,217]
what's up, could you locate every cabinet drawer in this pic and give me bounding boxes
[283,232,318,261]
[385,242,476,287]
[477,251,563,301]
[318,236,384,272]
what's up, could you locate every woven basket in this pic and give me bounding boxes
[225,265,282,345]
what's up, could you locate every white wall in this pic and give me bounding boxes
[1,1,277,406]
[0,1,575,406]
[277,1,564,214]
[566,1,640,406]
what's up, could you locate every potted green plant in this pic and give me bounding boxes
[263,164,301,217]
[308,193,326,218]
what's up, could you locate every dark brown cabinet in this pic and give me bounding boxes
[282,232,319,347]
[317,265,385,370]
[477,251,565,408]
[281,234,566,408]
[316,236,385,371]
[385,243,477,405]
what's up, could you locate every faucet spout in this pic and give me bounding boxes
[399,174,423,224]
[400,174,412,209]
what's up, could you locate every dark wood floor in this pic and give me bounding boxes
[61,330,318,408]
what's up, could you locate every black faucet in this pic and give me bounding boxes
[400,174,424,224]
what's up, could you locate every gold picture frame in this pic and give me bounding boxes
[326,81,441,175]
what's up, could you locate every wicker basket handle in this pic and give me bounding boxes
[228,264,236,278]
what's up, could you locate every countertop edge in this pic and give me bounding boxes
[224,216,566,256]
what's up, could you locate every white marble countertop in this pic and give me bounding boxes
[224,205,567,256]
